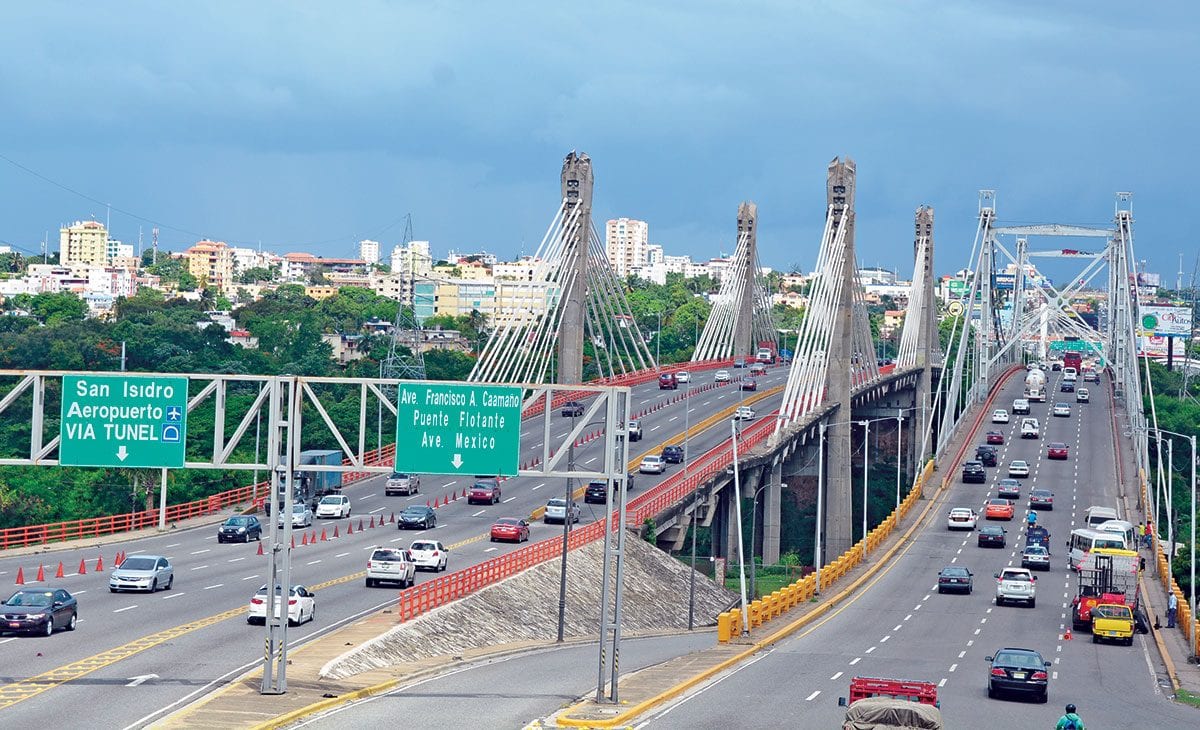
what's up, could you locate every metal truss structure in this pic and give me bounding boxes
[382,214,427,381]
[692,202,778,362]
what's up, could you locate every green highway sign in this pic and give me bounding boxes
[395,382,522,476]
[59,375,189,468]
[1048,340,1103,354]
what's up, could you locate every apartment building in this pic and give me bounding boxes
[184,240,235,294]
[604,218,649,278]
[359,239,381,264]
[60,220,109,267]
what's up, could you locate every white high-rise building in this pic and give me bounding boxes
[359,239,381,264]
[391,240,433,277]
[646,244,664,266]
[605,218,649,278]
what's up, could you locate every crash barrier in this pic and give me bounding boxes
[0,442,396,550]
[1142,469,1199,658]
[717,458,935,641]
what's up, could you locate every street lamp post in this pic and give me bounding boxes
[655,310,663,368]
[685,377,697,630]
[731,418,751,635]
[861,420,869,562]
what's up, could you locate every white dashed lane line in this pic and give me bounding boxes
[114,605,138,613]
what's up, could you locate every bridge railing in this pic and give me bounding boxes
[1143,468,1199,658]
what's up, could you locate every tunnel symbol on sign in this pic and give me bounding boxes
[161,424,181,443]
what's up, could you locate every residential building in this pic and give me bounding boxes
[662,255,692,274]
[493,280,556,327]
[184,240,235,294]
[60,220,108,267]
[772,290,808,310]
[605,218,649,278]
[391,240,432,277]
[493,257,542,281]
[881,309,906,337]
[632,262,667,285]
[446,250,497,266]
[322,333,368,364]
[106,239,133,264]
[646,244,664,266]
[433,259,491,281]
[359,239,381,264]
[373,272,411,304]
[304,286,340,300]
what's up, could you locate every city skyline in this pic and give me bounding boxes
[0,2,1195,282]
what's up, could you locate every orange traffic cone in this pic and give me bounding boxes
[358,518,364,531]
[333,525,339,538]
[36,565,45,582]
[95,556,104,572]
[426,500,431,508]
[301,531,309,546]
[347,521,355,535]
[290,535,296,549]
[55,562,65,578]
[257,541,264,556]
[310,530,317,544]
[14,567,24,585]
[320,528,328,541]
[78,558,88,575]
[369,516,376,529]
[1064,628,1073,641]
[389,512,396,524]
[442,494,449,507]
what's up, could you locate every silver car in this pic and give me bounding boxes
[544,498,581,524]
[109,555,173,593]
[994,567,1037,607]
[639,454,665,474]
[278,504,313,529]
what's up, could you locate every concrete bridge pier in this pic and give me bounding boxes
[761,461,782,566]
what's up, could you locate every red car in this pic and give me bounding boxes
[984,498,1015,521]
[489,518,529,543]
[986,431,1004,445]
[468,480,501,505]
[740,378,758,391]
[1047,442,1069,460]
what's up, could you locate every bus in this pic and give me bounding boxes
[1067,528,1127,571]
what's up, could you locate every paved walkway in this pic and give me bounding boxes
[2,511,236,560]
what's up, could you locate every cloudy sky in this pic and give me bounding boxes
[1,1,1196,283]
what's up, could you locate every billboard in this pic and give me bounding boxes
[1137,272,1162,288]
[1138,306,1193,337]
[993,274,1015,290]
[1138,335,1189,358]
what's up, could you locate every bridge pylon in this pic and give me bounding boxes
[898,206,940,466]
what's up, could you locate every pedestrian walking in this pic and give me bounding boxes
[1137,522,1145,545]
[1167,592,1178,628]
[1144,520,1154,549]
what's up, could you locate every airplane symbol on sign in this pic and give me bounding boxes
[166,406,182,422]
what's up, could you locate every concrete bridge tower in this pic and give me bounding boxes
[912,206,938,466]
[556,152,594,385]
[824,157,857,559]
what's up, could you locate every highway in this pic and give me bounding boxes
[0,365,784,727]
[630,370,1194,728]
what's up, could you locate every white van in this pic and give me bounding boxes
[1095,519,1135,551]
[1020,418,1040,439]
[1084,506,1119,529]
[1063,367,1078,382]
[1067,528,1127,570]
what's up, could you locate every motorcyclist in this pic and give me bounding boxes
[1027,510,1038,527]
[1055,703,1085,729]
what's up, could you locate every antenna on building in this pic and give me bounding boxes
[1179,253,1185,292]
[42,232,48,264]
[138,227,143,258]
[152,228,159,265]
[382,213,426,381]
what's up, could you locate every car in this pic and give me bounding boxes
[278,504,314,529]
[1052,402,1071,417]
[561,401,585,417]
[997,479,1021,499]
[1047,442,1069,460]
[1012,399,1031,415]
[937,565,974,594]
[1060,380,1075,393]
[397,505,436,530]
[733,358,747,368]
[1008,460,1030,478]
[409,540,449,572]
[978,525,1007,547]
[315,494,351,519]
[994,567,1036,606]
[675,371,691,383]
[2,588,78,636]
[1051,361,1062,371]
[1021,545,1051,571]
[366,547,415,588]
[385,472,420,496]
[740,378,758,391]
[734,406,756,421]
[985,498,1015,521]
[986,431,1005,445]
[109,555,173,593]
[490,517,530,542]
[468,479,501,505]
[947,507,978,530]
[626,420,643,442]
[1076,387,1090,403]
[217,515,262,543]
[1091,603,1135,645]
[1020,418,1040,439]
[974,447,997,467]
[991,409,1010,424]
[639,454,666,474]
[584,480,610,504]
[544,498,581,524]
[986,647,1051,701]
[749,363,767,376]
[961,461,987,484]
[714,370,731,383]
[661,445,685,463]
[1084,370,1099,382]
[247,584,315,626]
[1029,489,1055,510]
[658,372,678,389]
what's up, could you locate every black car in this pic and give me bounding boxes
[584,481,609,504]
[1051,362,1062,371]
[398,505,436,530]
[217,515,262,543]
[974,447,998,467]
[978,525,1007,547]
[961,461,987,484]
[1060,381,1075,392]
[560,401,585,417]
[2,588,77,635]
[937,566,973,594]
[733,358,747,368]
[986,647,1051,702]
[661,445,685,464]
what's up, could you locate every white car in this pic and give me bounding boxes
[947,507,978,531]
[991,409,1010,424]
[1020,418,1040,439]
[278,504,313,529]
[544,498,581,524]
[639,454,666,474]
[315,494,351,519]
[1076,388,1090,403]
[734,406,756,421]
[1012,398,1031,415]
[1053,402,1071,417]
[366,547,415,588]
[1008,460,1030,478]
[247,584,316,626]
[409,540,448,572]
[675,371,691,384]
[995,567,1037,607]
[714,370,731,383]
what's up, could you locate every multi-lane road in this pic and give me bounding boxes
[0,365,785,728]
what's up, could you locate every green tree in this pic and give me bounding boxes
[29,291,88,325]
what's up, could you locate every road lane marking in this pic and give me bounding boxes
[165,543,181,548]
[893,624,902,632]
[804,691,820,701]
[190,565,210,571]
[503,497,516,503]
[306,560,321,565]
[242,575,258,580]
[830,671,843,681]
[949,663,958,672]
[113,605,138,613]
[532,483,545,491]
[190,549,210,555]
[880,635,890,642]
[161,593,185,600]
[484,547,498,553]
[203,584,223,590]
[228,557,246,563]
[849,657,861,665]
[472,510,486,517]
[938,678,947,687]
[335,552,350,558]
[958,651,966,658]
[865,647,875,654]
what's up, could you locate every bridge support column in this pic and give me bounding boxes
[555,152,593,385]
[762,461,782,565]
[912,206,937,470]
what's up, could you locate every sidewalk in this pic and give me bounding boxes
[1,510,235,560]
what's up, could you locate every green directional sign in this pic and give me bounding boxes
[60,375,189,468]
[395,382,522,476]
